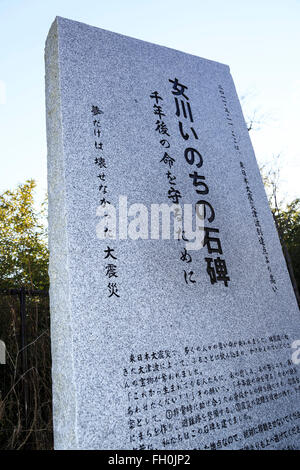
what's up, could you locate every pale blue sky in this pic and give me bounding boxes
[0,0,299,205]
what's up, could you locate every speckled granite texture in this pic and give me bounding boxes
[45,17,300,450]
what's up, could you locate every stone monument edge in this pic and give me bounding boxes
[54,15,231,72]
[45,17,79,450]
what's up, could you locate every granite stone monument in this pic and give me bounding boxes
[45,17,300,450]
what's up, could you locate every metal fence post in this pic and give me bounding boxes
[19,287,28,423]
[0,287,49,431]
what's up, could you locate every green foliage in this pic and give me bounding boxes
[0,180,49,290]
[274,199,300,292]
[0,181,52,449]
[259,159,300,297]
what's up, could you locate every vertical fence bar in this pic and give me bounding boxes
[19,287,28,423]
[0,287,50,444]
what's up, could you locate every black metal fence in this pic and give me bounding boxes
[0,288,53,450]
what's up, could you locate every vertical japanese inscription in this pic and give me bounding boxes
[149,91,197,286]
[217,85,277,292]
[124,333,300,449]
[91,105,120,298]
[168,78,230,287]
